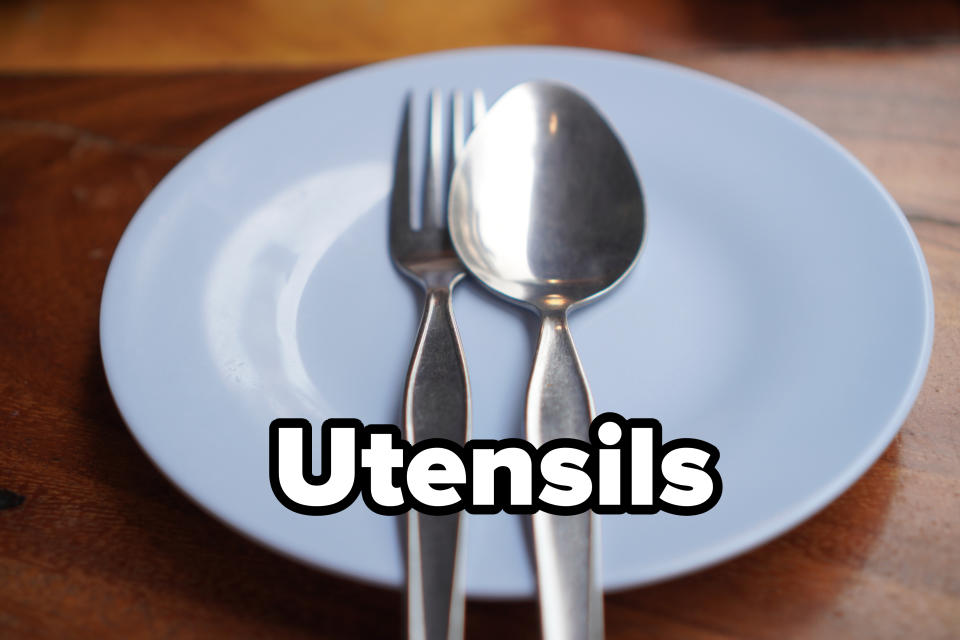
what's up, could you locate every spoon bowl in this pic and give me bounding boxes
[449,82,644,313]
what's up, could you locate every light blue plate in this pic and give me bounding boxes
[100,47,933,596]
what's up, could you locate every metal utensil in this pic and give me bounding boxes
[448,82,646,640]
[390,89,486,640]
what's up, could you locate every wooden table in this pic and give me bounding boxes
[1,44,958,639]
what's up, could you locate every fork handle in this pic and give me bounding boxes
[526,310,604,640]
[404,284,469,640]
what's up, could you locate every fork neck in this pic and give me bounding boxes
[420,270,466,292]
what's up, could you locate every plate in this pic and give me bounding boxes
[100,47,933,596]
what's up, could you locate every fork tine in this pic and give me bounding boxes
[422,89,444,228]
[451,90,465,164]
[389,93,412,244]
[472,89,486,128]
[444,90,466,220]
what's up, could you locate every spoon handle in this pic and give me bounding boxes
[526,311,604,640]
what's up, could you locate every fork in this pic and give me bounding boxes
[390,89,485,640]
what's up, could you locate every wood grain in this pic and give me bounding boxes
[1,45,958,639]
[0,0,959,71]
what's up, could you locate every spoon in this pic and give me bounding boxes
[449,81,645,640]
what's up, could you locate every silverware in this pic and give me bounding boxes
[390,89,486,640]
[449,82,646,640]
